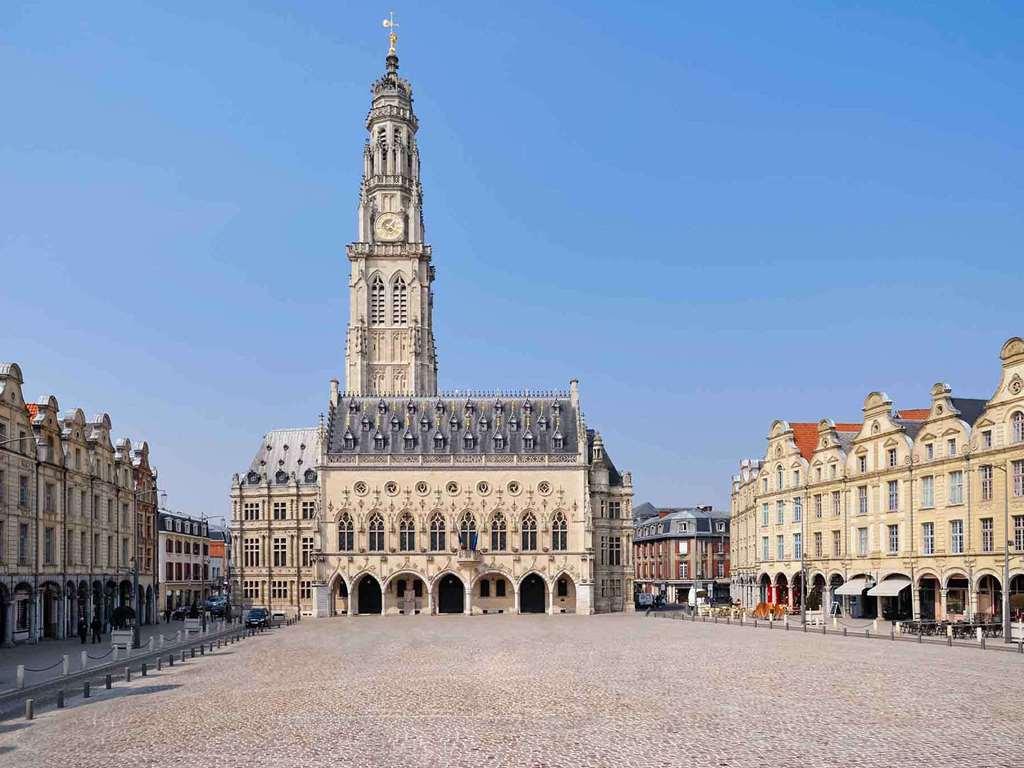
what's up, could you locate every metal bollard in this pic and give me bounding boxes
[15,665,24,690]
[891,628,895,641]
[947,633,952,647]
[81,650,88,670]
[57,689,65,708]
[843,627,847,637]
[169,654,174,666]
[157,657,162,671]
[63,654,70,676]
[25,699,33,721]
[753,619,758,629]
[821,623,826,635]
[142,663,148,677]
[865,628,870,639]
[125,666,132,683]
[200,645,205,656]
[105,674,112,690]
[918,632,922,644]
[1018,640,1023,654]
[981,636,986,650]
[803,622,807,633]
[191,647,196,658]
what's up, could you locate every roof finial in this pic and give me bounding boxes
[382,11,399,56]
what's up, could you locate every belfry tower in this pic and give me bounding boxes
[344,28,438,396]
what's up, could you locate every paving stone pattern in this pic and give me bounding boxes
[1,615,1022,768]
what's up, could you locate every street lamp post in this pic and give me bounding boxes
[989,460,1012,643]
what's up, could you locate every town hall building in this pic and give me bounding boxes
[230,35,633,617]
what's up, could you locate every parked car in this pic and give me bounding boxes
[636,593,654,609]
[170,605,191,621]
[245,608,269,628]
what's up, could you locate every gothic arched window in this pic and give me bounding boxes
[429,512,446,551]
[1013,411,1024,444]
[459,512,477,550]
[392,274,408,325]
[338,513,354,551]
[370,274,386,325]
[490,512,507,551]
[551,511,567,551]
[367,513,385,552]
[399,513,415,552]
[521,512,537,551]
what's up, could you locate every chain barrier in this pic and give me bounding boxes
[23,659,65,674]
[86,648,115,661]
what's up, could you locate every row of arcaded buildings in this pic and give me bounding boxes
[0,362,162,644]
[730,337,1024,623]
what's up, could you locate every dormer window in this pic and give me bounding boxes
[493,433,505,450]
[343,430,355,450]
[463,432,475,449]
[403,431,415,450]
[390,415,401,431]
[373,432,385,451]
[448,415,459,431]
[378,399,387,414]
[420,416,430,431]
[508,416,519,433]
[552,432,564,450]
[406,400,416,414]
[478,417,488,431]
[433,431,445,450]
[304,469,317,483]
[275,470,288,485]
[537,416,549,432]
[523,400,533,414]
[348,399,358,413]
[361,416,370,432]
[246,471,260,484]
[523,432,535,451]
[434,399,445,415]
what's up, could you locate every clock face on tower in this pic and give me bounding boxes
[374,212,405,242]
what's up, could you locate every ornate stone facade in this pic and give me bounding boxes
[230,47,633,618]
[0,362,159,645]
[730,337,1024,623]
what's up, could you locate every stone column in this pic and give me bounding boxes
[546,583,554,615]
[939,588,948,620]
[968,583,977,622]
[32,591,42,643]
[912,587,921,622]
[3,602,14,647]
[463,586,471,616]
[511,584,519,615]
[56,594,66,640]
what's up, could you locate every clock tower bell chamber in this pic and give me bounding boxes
[344,46,438,397]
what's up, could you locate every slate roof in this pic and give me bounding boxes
[632,503,730,540]
[326,395,578,458]
[951,398,988,427]
[241,427,321,487]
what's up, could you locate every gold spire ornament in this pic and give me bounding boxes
[382,12,399,55]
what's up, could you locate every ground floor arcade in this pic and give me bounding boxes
[0,575,157,646]
[319,570,582,617]
[733,568,1024,623]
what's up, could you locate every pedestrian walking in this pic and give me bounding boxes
[78,617,88,644]
[90,616,102,644]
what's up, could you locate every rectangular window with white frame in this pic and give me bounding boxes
[980,465,993,502]
[950,519,964,554]
[793,497,802,523]
[857,527,868,556]
[776,501,784,525]
[814,494,822,519]
[776,535,784,561]
[948,471,964,505]
[921,476,934,508]
[922,522,934,555]
[887,523,899,554]
[858,486,868,515]
[887,480,899,512]
[832,491,841,516]
[793,533,802,560]
[980,518,993,552]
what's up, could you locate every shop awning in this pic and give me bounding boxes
[834,577,872,596]
[867,576,911,597]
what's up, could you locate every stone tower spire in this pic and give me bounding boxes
[344,41,438,396]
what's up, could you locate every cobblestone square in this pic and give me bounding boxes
[2,615,1022,768]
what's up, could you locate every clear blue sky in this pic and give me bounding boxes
[2,2,1021,519]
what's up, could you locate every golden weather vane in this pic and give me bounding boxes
[382,11,399,55]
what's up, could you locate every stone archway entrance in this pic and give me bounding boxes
[356,576,382,615]
[436,574,464,614]
[519,573,546,614]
